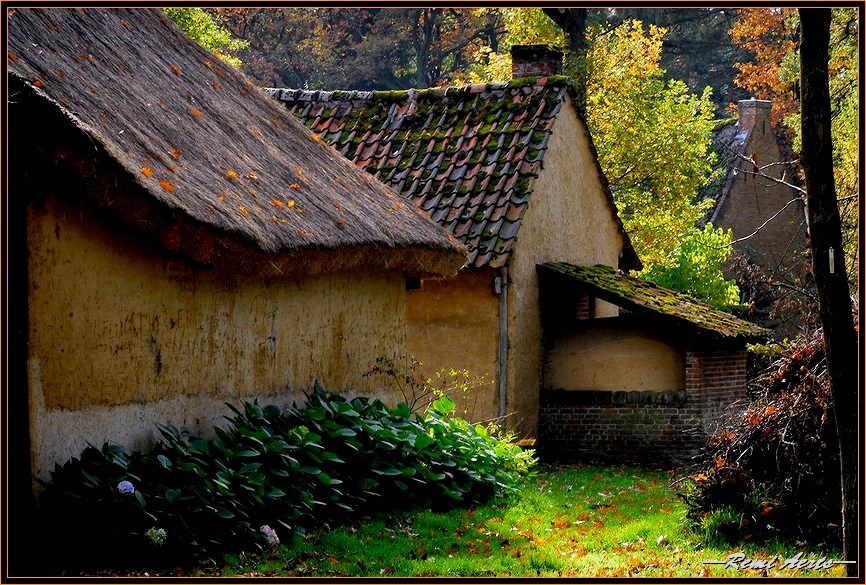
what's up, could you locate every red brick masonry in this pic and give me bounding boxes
[538,348,748,466]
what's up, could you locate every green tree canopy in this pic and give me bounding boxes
[163,8,247,68]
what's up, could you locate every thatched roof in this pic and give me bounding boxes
[268,78,641,271]
[7,7,467,277]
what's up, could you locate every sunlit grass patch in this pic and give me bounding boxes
[201,464,846,578]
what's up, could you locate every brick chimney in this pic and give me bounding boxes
[738,98,771,136]
[511,44,563,79]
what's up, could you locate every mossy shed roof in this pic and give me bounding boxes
[267,78,640,271]
[539,262,769,341]
[7,7,467,277]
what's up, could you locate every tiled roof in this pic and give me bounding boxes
[267,78,639,270]
[699,117,745,226]
[539,262,769,341]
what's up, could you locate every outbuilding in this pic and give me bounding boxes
[537,262,768,465]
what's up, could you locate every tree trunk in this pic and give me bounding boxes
[542,8,588,115]
[414,9,435,88]
[798,8,859,576]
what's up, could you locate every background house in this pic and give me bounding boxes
[8,7,466,487]
[703,98,811,332]
[268,45,641,436]
[537,263,767,465]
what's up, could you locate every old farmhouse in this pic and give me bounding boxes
[8,7,467,487]
[268,45,768,461]
[268,46,642,435]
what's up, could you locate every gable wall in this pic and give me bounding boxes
[505,97,624,437]
[27,192,409,483]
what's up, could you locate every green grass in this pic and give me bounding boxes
[191,464,845,578]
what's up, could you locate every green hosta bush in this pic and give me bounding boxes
[39,384,535,570]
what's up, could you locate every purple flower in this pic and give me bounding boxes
[259,524,280,547]
[117,480,135,494]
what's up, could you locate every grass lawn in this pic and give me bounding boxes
[188,464,845,578]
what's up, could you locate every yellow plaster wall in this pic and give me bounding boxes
[406,268,500,424]
[27,194,408,481]
[544,326,684,391]
[506,97,624,436]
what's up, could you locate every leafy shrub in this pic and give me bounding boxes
[675,334,841,546]
[39,384,535,571]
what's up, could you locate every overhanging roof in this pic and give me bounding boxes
[539,262,769,342]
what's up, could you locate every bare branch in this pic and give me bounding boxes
[721,142,807,195]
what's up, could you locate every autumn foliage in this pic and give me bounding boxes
[728,8,799,129]
[677,333,841,546]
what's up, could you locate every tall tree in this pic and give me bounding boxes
[798,8,859,574]
[584,21,724,284]
[541,8,588,114]
[601,8,751,114]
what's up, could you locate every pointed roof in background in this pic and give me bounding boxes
[8,7,467,277]
[268,77,640,270]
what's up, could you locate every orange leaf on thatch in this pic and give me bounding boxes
[121,19,130,30]
[310,133,321,142]
[286,199,295,208]
[8,51,17,62]
[225,170,239,181]
[272,198,283,208]
[169,64,181,76]
[238,205,248,214]
[271,215,279,222]
[33,79,44,88]
[159,180,174,192]
[251,127,261,138]
[191,108,202,117]
[169,148,182,160]
[248,170,258,181]
[217,194,226,201]
[140,167,154,177]
[290,183,301,191]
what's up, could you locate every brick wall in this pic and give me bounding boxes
[538,348,749,466]
[686,348,748,434]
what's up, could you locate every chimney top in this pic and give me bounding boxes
[511,44,563,79]
[738,98,771,133]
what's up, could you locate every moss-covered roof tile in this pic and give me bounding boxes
[267,78,639,269]
[540,262,769,341]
